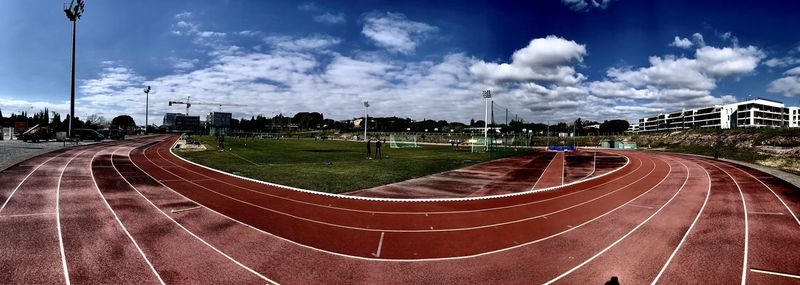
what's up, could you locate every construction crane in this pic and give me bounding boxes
[168,96,246,115]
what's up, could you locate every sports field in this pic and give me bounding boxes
[176,136,494,193]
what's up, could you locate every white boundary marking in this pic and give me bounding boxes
[693,160,750,285]
[0,151,68,214]
[729,164,800,226]
[128,139,674,262]
[750,268,800,279]
[531,151,559,190]
[164,142,637,215]
[57,148,97,285]
[0,212,56,218]
[109,146,278,285]
[544,159,691,284]
[371,232,385,257]
[89,144,166,285]
[651,163,712,284]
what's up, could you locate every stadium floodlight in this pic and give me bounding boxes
[363,101,369,141]
[482,90,492,150]
[144,86,151,135]
[64,0,85,139]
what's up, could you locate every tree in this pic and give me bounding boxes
[111,115,136,129]
[599,119,630,134]
[0,108,4,127]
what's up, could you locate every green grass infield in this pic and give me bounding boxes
[175,135,497,194]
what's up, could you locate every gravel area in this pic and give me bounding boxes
[0,141,74,172]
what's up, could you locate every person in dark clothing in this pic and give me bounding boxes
[375,139,382,159]
[218,135,225,152]
[366,139,372,159]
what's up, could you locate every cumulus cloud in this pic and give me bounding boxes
[314,12,346,24]
[764,56,800,68]
[561,0,612,11]
[768,66,800,97]
[361,12,438,54]
[264,35,341,51]
[670,36,693,49]
[470,36,587,85]
[695,45,764,77]
[587,33,765,117]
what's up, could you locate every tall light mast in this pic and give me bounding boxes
[64,0,85,139]
[482,90,492,150]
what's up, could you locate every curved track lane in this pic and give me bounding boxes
[2,136,800,284]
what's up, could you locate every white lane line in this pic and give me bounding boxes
[748,211,784,216]
[371,232,385,257]
[110,147,277,285]
[531,152,560,190]
[544,159,690,284]
[171,206,202,213]
[90,146,166,285]
[729,164,800,226]
[227,151,259,166]
[0,151,68,214]
[700,161,750,285]
[651,161,712,284]
[133,140,674,262]
[627,204,655,210]
[57,148,97,285]
[561,151,565,185]
[160,142,641,216]
[750,268,800,279]
[145,150,659,233]
[0,212,56,218]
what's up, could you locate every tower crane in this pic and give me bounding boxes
[168,96,246,115]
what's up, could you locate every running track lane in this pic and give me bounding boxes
[652,157,748,284]
[532,151,565,189]
[60,141,163,284]
[684,157,800,284]
[553,155,710,284]
[130,136,670,259]
[0,143,110,284]
[92,144,270,284]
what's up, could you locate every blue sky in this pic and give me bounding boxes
[1,0,800,125]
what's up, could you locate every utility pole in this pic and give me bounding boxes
[144,86,151,135]
[363,101,369,141]
[482,90,492,150]
[64,0,85,139]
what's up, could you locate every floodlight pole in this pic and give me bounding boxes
[363,101,369,141]
[144,86,151,135]
[482,90,492,150]
[64,0,84,139]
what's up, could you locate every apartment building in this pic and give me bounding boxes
[635,98,796,133]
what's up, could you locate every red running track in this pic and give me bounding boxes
[1,135,799,284]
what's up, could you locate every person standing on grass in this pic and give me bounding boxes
[375,138,382,159]
[218,135,225,152]
[366,138,372,159]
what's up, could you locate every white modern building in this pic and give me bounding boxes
[636,98,798,133]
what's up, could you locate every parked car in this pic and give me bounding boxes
[99,128,125,140]
[74,128,105,142]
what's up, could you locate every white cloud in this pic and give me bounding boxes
[561,0,612,11]
[587,34,765,117]
[361,12,438,54]
[297,2,318,11]
[174,12,192,19]
[470,36,587,85]
[313,12,346,24]
[768,66,800,97]
[670,36,693,49]
[264,35,341,51]
[765,56,800,68]
[695,45,764,77]
[692,33,705,47]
